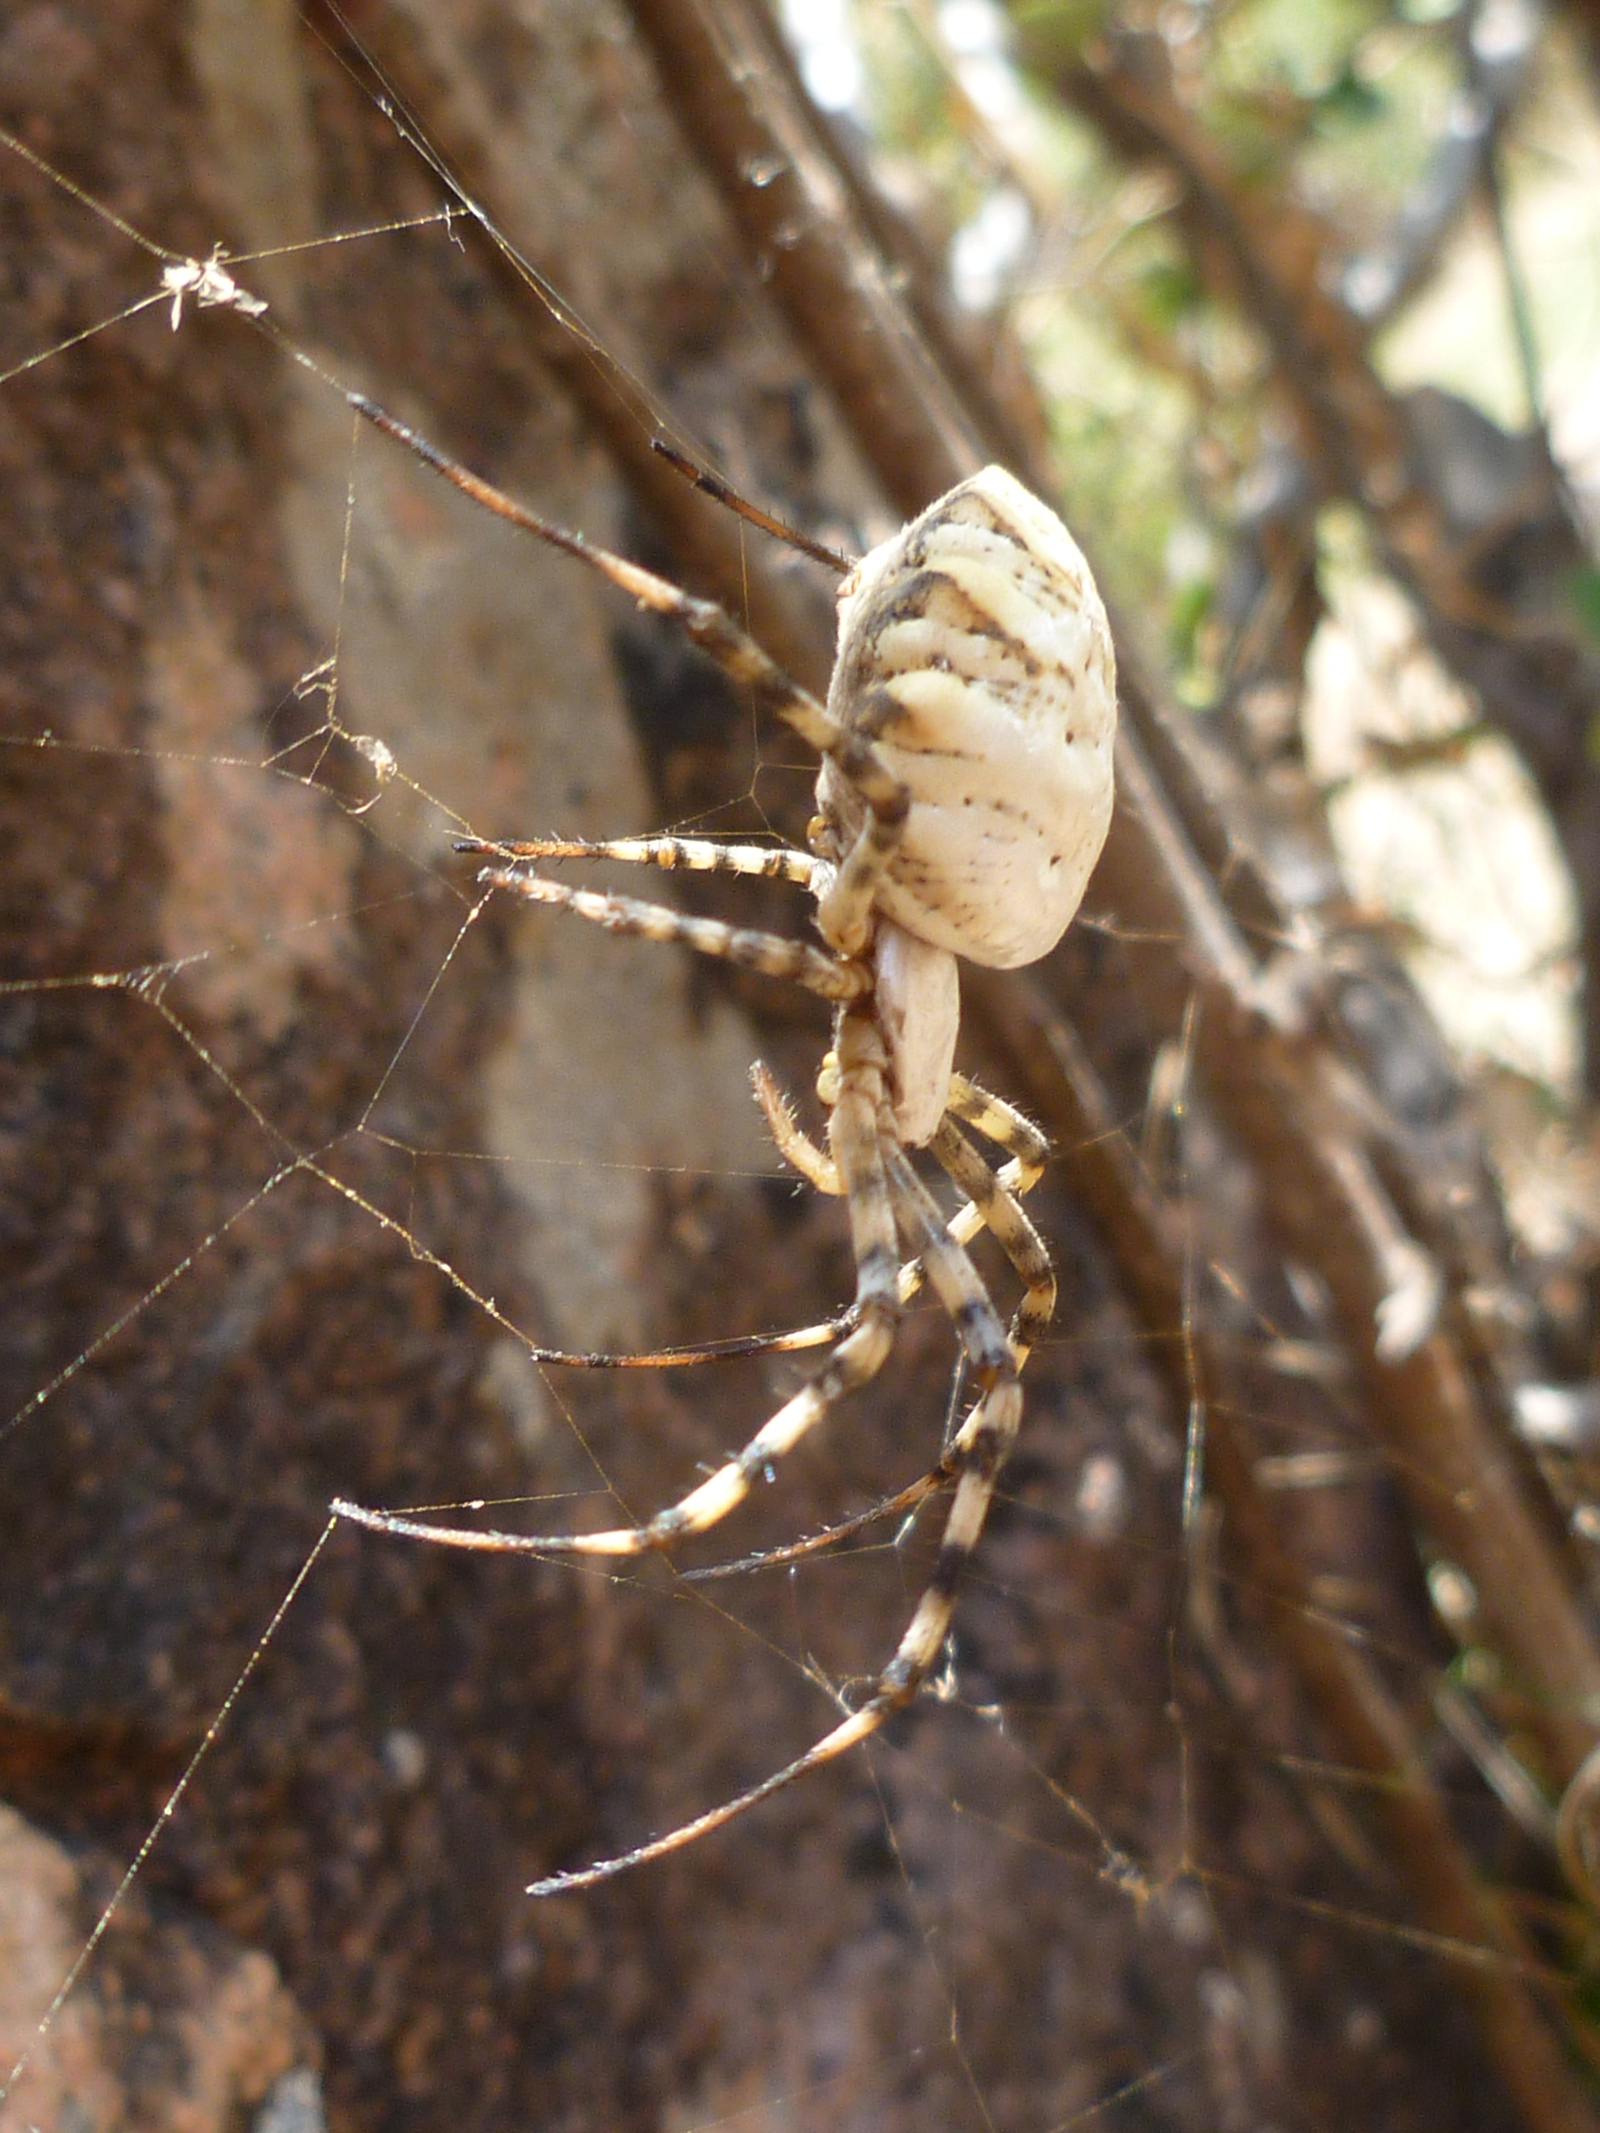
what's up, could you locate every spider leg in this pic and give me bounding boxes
[522,1317,848,1370]
[752,1062,1051,1350]
[875,1140,1023,1686]
[480,866,868,1003]
[461,834,816,888]
[751,1060,844,1195]
[335,1007,901,1564]
[882,1139,1014,1384]
[353,392,910,950]
[732,1111,1049,1549]
[947,1074,1050,1183]
[929,1117,1055,1367]
[812,770,908,959]
[523,1136,1025,1894]
[681,1468,942,1582]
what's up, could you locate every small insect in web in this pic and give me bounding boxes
[332,400,1118,1893]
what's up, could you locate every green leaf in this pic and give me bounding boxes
[1168,574,1214,668]
[1315,66,1385,127]
[1138,258,1203,332]
[1571,565,1600,646]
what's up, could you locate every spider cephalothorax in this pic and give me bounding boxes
[335,440,1116,1892]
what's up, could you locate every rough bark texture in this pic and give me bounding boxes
[1,5,1596,2133]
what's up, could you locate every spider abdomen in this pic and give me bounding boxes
[819,466,1116,970]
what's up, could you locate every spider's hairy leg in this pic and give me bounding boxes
[929,1118,1055,1367]
[684,1113,1055,1586]
[460,834,816,888]
[810,744,910,960]
[543,550,911,961]
[946,1074,1051,1187]
[889,1367,1022,1682]
[751,1060,843,1195]
[649,438,854,574]
[525,1385,1016,1891]
[751,1064,1055,1344]
[479,866,868,1003]
[496,563,907,962]
[523,1060,1027,1896]
[876,1140,1023,1688]
[882,1140,1015,1388]
[632,1012,901,1544]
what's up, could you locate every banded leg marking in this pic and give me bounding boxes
[947,1074,1050,1180]
[331,1308,891,1565]
[884,1374,1022,1692]
[929,1119,1055,1367]
[878,1137,1022,1692]
[516,1097,1033,1894]
[463,834,816,888]
[521,1382,1025,1894]
[752,1067,1049,1328]
[481,868,868,1002]
[883,1142,1012,1386]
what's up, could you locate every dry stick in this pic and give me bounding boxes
[968,966,1600,2133]
[1102,737,1600,1780]
[1038,31,1560,635]
[625,0,981,517]
[685,0,1061,484]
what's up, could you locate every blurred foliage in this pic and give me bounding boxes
[853,0,1524,644]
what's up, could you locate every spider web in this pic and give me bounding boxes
[0,7,1552,2133]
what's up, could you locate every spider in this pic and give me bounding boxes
[333,406,1117,1893]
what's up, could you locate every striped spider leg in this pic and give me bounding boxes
[333,397,1117,1891]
